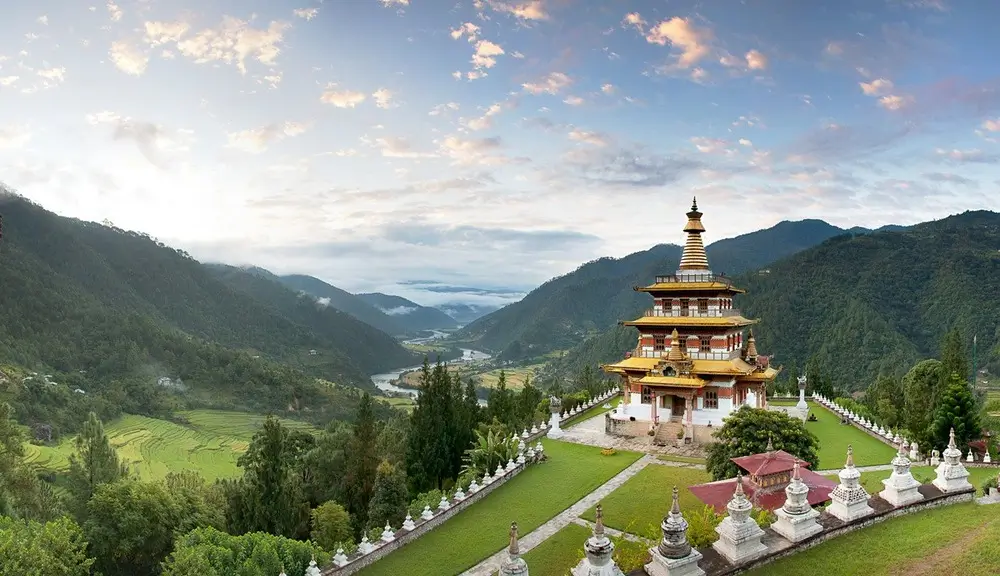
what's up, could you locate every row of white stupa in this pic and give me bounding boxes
[323,388,619,572]
[501,429,976,576]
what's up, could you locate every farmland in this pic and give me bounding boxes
[23,410,315,482]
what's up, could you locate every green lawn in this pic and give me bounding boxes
[771,400,896,469]
[564,397,620,428]
[745,502,1000,576]
[520,522,589,576]
[824,465,998,495]
[579,465,711,539]
[23,410,314,482]
[358,440,642,576]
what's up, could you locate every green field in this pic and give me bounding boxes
[23,410,315,482]
[358,440,642,576]
[746,502,1000,576]
[770,400,896,469]
[579,464,711,539]
[564,397,620,428]
[521,522,589,576]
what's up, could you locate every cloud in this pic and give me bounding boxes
[479,0,549,22]
[522,72,572,95]
[601,84,616,94]
[227,122,309,153]
[0,125,31,149]
[429,102,460,116]
[790,122,915,162]
[439,135,512,165]
[860,78,894,96]
[738,138,753,147]
[472,40,505,70]
[320,87,367,108]
[293,8,319,20]
[563,95,585,106]
[451,23,480,41]
[631,15,713,69]
[109,41,149,75]
[106,0,122,22]
[380,0,410,6]
[878,94,914,110]
[923,172,977,186]
[981,119,1000,132]
[461,102,507,131]
[172,16,291,74]
[561,143,705,187]
[567,129,609,147]
[372,137,437,158]
[86,112,193,167]
[372,88,395,109]
[37,15,48,26]
[36,67,66,83]
[934,148,1000,164]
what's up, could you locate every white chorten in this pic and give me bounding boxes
[712,474,768,565]
[771,461,823,542]
[645,486,705,576]
[420,505,434,520]
[571,504,625,576]
[879,441,924,506]
[827,445,874,522]
[499,521,530,576]
[358,534,375,555]
[380,523,395,543]
[933,428,973,493]
[402,514,416,531]
[333,548,348,567]
[305,556,322,576]
[548,396,565,439]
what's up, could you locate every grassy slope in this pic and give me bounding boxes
[521,522,590,576]
[579,465,711,539]
[358,440,642,576]
[23,410,315,482]
[771,400,897,469]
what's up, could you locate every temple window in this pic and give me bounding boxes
[641,386,653,404]
[700,337,711,352]
[698,299,708,314]
[679,298,689,316]
[705,390,719,409]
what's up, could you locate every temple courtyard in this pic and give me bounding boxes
[354,400,1000,576]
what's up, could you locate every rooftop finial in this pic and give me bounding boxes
[745,329,759,360]
[508,521,520,556]
[691,196,699,211]
[765,435,774,453]
[667,328,686,361]
[734,472,746,498]
[678,198,710,272]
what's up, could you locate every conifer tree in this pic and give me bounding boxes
[344,393,379,534]
[487,370,513,428]
[930,373,981,451]
[66,412,127,520]
[901,359,943,449]
[366,461,408,530]
[940,328,970,385]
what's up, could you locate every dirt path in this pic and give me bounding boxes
[889,520,996,576]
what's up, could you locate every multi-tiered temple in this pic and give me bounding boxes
[603,199,780,438]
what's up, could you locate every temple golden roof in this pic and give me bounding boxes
[622,316,758,328]
[601,356,663,373]
[602,356,780,381]
[635,281,746,294]
[638,375,707,387]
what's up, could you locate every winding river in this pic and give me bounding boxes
[371,330,492,397]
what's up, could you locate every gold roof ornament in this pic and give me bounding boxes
[745,329,759,361]
[678,197,711,271]
[667,328,686,361]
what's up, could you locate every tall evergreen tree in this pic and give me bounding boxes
[366,461,408,530]
[930,373,981,451]
[487,370,514,428]
[865,374,904,428]
[344,393,380,534]
[66,412,127,520]
[940,328,970,385]
[901,359,943,449]
[517,377,543,430]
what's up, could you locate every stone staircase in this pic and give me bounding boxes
[653,421,684,446]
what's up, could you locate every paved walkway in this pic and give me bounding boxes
[459,453,656,576]
[558,412,707,459]
[815,463,893,474]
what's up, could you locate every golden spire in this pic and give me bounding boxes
[678,197,710,271]
[745,329,758,360]
[667,328,686,361]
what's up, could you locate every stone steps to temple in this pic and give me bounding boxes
[653,421,684,446]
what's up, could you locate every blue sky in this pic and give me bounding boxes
[1,0,998,307]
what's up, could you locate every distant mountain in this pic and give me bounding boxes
[277,274,406,336]
[0,191,412,434]
[435,303,504,325]
[550,212,1000,390]
[457,218,867,358]
[355,293,458,332]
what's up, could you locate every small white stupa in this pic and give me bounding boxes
[827,445,873,522]
[771,461,822,542]
[305,555,322,576]
[499,522,530,576]
[933,428,973,493]
[645,486,705,576]
[571,504,625,576]
[879,440,924,506]
[333,548,349,567]
[402,514,416,531]
[712,474,768,565]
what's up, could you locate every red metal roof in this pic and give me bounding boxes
[689,470,837,513]
[730,450,809,477]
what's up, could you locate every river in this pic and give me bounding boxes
[371,331,492,397]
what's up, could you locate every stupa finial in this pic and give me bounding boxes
[792,459,801,480]
[734,472,746,498]
[670,485,681,516]
[508,521,520,556]
[948,427,957,449]
[845,444,855,468]
[678,198,710,272]
[691,196,699,212]
[594,503,605,536]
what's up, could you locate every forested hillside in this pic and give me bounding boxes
[278,274,408,336]
[458,219,863,358]
[547,211,1000,390]
[0,191,412,435]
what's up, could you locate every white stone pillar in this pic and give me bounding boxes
[933,428,973,493]
[547,396,564,439]
[796,375,808,412]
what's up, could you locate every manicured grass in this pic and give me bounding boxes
[771,400,896,469]
[23,410,314,482]
[657,454,706,465]
[744,502,1000,576]
[358,440,643,576]
[824,465,998,495]
[564,397,620,428]
[520,522,589,576]
[579,465,711,539]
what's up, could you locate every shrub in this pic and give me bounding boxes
[684,505,723,548]
[982,476,998,497]
[601,448,617,456]
[311,501,352,552]
[750,507,776,529]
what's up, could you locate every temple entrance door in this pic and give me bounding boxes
[672,395,685,419]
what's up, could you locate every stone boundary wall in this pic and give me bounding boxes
[709,487,976,576]
[320,389,617,575]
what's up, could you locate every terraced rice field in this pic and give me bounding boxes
[23,410,314,482]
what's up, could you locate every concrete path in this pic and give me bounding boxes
[459,454,656,576]
[557,412,707,460]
